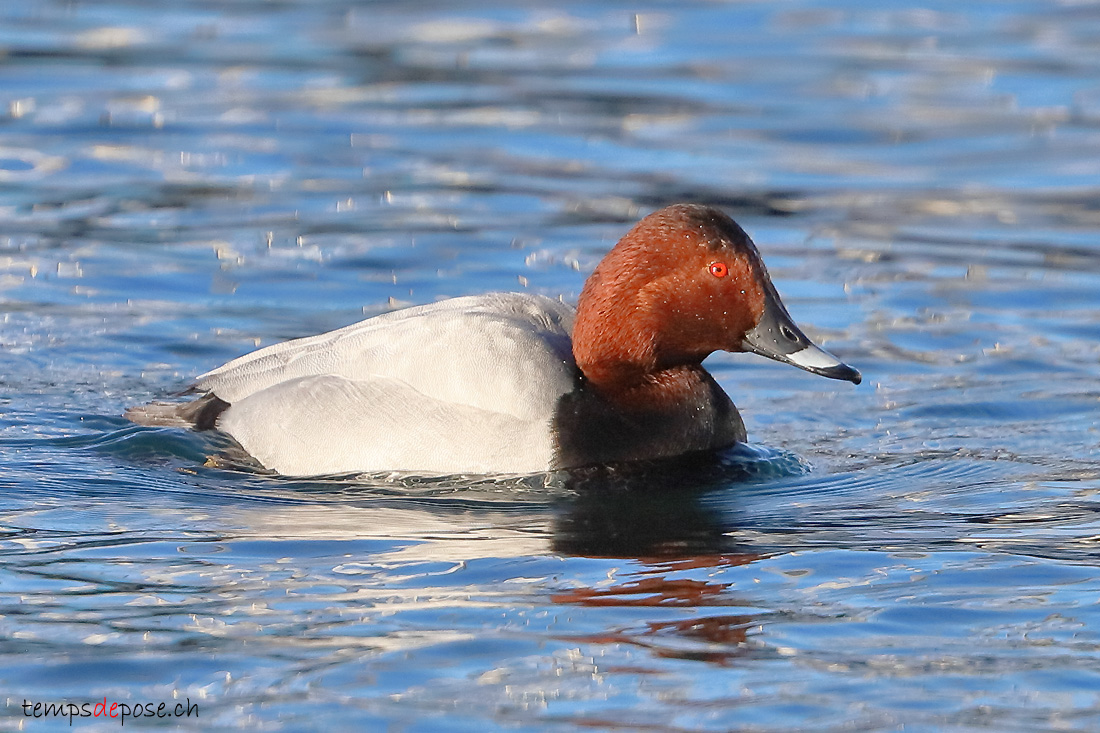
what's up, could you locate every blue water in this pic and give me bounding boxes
[4,0,1100,729]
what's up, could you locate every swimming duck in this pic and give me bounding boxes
[127,204,860,475]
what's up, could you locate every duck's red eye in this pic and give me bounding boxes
[709,262,728,278]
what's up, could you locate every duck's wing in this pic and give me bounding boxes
[126,293,578,431]
[193,293,577,421]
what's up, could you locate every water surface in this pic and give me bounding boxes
[3,0,1100,729]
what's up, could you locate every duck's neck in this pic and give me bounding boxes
[572,262,701,404]
[592,363,716,412]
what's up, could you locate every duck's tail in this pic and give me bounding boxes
[124,393,230,431]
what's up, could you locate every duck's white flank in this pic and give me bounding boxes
[200,293,578,475]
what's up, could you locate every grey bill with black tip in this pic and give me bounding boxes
[739,284,862,385]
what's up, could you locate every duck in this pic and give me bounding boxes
[126,203,860,476]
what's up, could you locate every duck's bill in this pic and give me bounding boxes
[739,288,862,385]
[782,341,862,384]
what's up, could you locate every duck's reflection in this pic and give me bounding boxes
[207,445,781,564]
[551,449,773,558]
[548,460,770,664]
[553,478,742,558]
[203,447,790,665]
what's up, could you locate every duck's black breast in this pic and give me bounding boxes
[550,366,746,470]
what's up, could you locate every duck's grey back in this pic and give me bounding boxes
[198,292,578,422]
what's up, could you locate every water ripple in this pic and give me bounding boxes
[5,0,1100,729]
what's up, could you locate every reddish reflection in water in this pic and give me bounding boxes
[553,554,760,607]
[553,553,766,664]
